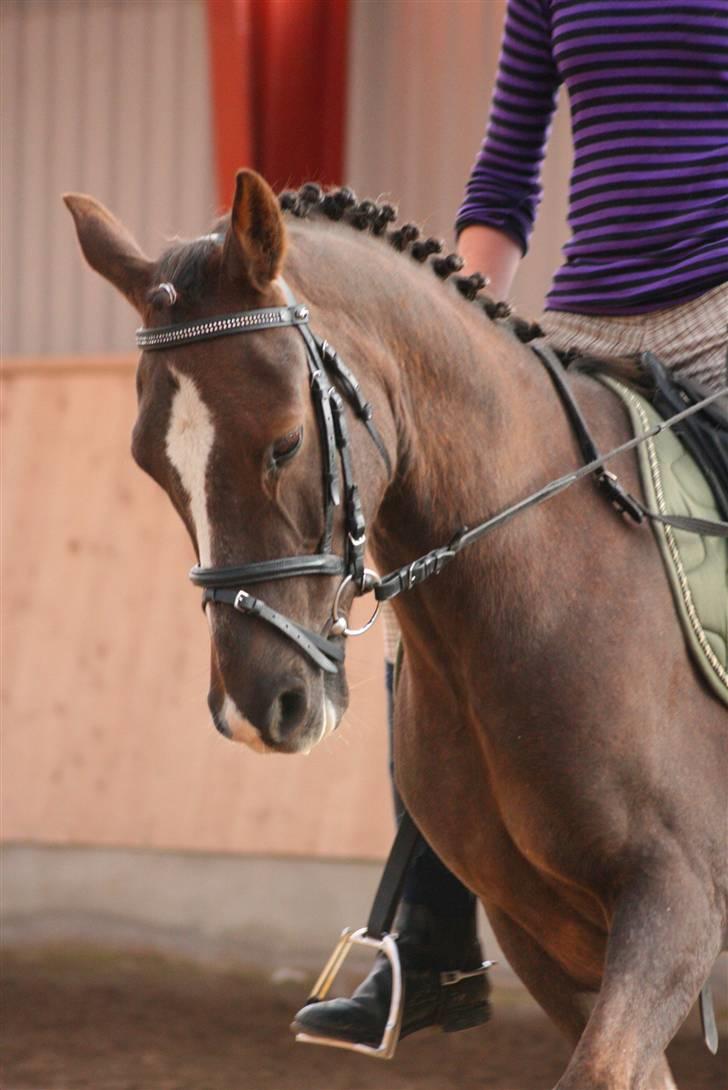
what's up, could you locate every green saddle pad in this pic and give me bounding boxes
[599,376,728,707]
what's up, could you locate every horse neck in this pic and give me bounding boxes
[288,225,568,662]
[342,249,563,561]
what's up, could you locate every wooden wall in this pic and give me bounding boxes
[1,356,392,859]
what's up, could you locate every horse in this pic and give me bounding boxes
[65,169,726,1090]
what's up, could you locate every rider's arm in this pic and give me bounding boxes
[457,225,522,300]
[455,0,561,299]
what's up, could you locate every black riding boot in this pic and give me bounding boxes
[291,902,491,1047]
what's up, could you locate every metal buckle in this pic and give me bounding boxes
[294,927,403,1060]
[440,961,494,986]
[233,590,250,611]
[331,570,381,637]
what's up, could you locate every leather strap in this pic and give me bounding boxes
[375,544,458,602]
[186,276,394,674]
[204,587,345,674]
[136,304,309,351]
[316,336,393,477]
[190,554,345,589]
[532,342,644,523]
[374,384,728,605]
[628,505,728,537]
[700,980,719,1055]
[365,810,422,940]
[330,391,368,586]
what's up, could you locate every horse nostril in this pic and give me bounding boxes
[274,687,308,739]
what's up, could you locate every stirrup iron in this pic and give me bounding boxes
[294,811,420,1058]
[294,927,404,1060]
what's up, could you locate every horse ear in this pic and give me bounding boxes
[223,169,285,291]
[63,193,153,312]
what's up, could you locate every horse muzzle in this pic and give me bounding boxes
[208,674,342,755]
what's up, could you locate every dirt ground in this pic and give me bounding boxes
[1,946,726,1090]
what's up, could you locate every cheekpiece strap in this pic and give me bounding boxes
[136,303,310,351]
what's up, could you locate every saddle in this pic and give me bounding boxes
[565,351,728,706]
[639,351,728,519]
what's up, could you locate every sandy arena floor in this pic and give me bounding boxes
[1,947,726,1090]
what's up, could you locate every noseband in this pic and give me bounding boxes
[136,279,391,674]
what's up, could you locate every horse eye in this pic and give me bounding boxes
[272,426,303,465]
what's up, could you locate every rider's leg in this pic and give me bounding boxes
[292,642,490,1047]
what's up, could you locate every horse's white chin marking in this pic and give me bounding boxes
[221,694,271,753]
[165,366,215,568]
[220,694,335,755]
[298,696,338,754]
[323,696,338,738]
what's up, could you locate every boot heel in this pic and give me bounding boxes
[440,972,491,1033]
[442,999,491,1033]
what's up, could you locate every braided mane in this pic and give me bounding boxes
[279,182,544,346]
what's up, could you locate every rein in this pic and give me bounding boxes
[373,380,728,604]
[136,286,728,672]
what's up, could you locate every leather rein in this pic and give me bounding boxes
[136,283,728,674]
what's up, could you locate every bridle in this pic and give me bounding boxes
[136,278,392,675]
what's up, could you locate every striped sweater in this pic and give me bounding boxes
[456,0,728,315]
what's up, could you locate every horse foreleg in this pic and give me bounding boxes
[553,856,722,1090]
[487,904,679,1090]
[485,902,591,1045]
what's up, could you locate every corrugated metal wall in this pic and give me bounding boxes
[346,0,570,321]
[0,0,216,357]
[1,0,567,354]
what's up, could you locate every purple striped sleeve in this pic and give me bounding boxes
[456,0,559,254]
[457,0,728,315]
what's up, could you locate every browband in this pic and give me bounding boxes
[136,303,310,351]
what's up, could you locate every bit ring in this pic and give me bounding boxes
[332,570,381,637]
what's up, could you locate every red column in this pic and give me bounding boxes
[206,0,349,206]
[206,0,255,209]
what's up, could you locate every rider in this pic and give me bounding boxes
[293,0,728,1050]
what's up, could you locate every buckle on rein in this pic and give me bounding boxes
[294,927,494,1060]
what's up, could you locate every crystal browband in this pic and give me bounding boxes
[136,304,310,351]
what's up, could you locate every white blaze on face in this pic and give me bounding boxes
[165,366,215,566]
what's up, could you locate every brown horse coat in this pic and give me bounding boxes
[66,171,727,1090]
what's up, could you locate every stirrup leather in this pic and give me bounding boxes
[294,927,404,1060]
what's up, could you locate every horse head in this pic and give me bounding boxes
[65,170,395,755]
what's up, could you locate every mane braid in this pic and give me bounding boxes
[277,182,541,344]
